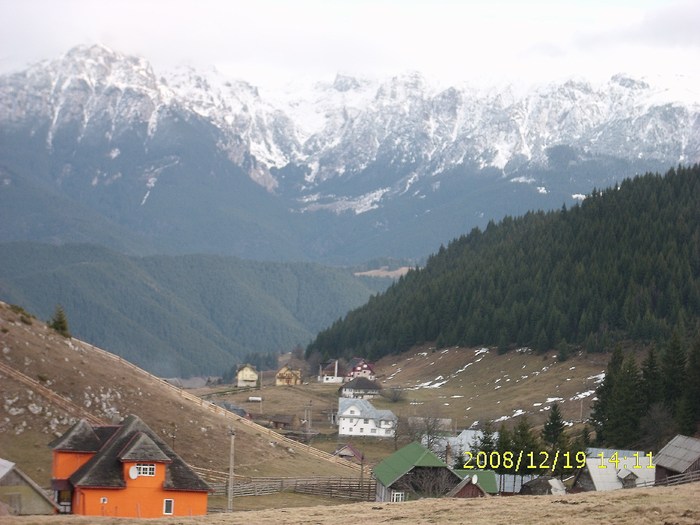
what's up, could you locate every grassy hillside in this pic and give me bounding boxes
[308,165,700,361]
[0,301,362,492]
[0,243,391,376]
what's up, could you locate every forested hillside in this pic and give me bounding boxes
[0,243,390,376]
[307,165,700,361]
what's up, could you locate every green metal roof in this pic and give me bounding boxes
[453,469,499,494]
[373,441,448,487]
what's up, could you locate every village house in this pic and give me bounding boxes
[236,364,258,388]
[275,365,303,386]
[447,470,498,498]
[346,357,376,381]
[0,457,59,515]
[654,434,700,483]
[332,443,365,465]
[337,398,397,438]
[338,376,382,399]
[573,448,655,492]
[50,415,209,518]
[373,441,461,502]
[520,476,566,495]
[318,360,345,383]
[264,414,301,431]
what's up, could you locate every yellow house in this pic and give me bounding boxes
[275,365,302,386]
[236,364,258,388]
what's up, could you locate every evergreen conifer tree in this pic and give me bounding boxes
[49,305,70,337]
[542,403,566,449]
[662,332,687,416]
[640,346,663,409]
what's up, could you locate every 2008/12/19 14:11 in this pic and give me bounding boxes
[596,451,654,469]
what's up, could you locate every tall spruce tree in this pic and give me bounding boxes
[542,403,566,449]
[662,332,687,416]
[590,346,624,444]
[677,335,700,433]
[640,346,663,409]
[605,356,644,448]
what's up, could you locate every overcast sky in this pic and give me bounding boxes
[1,0,699,90]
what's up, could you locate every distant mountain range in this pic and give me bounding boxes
[2,44,698,263]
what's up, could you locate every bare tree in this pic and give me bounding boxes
[381,387,405,403]
[393,467,459,498]
[407,415,451,453]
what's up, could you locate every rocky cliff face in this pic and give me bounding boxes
[1,45,697,261]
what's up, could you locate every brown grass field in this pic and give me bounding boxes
[2,483,699,524]
[3,300,699,524]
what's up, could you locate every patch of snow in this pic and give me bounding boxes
[570,390,596,401]
[587,372,606,383]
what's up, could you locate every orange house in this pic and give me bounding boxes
[50,415,209,518]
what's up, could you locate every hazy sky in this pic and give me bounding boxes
[1,0,699,89]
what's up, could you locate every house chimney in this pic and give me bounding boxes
[334,359,338,377]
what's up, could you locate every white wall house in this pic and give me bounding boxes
[338,398,397,438]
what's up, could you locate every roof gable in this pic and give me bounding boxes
[373,442,448,487]
[453,469,499,494]
[119,432,171,462]
[655,434,700,473]
[0,457,61,510]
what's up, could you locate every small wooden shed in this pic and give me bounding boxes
[0,458,59,515]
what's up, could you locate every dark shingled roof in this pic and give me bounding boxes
[55,415,209,492]
[119,432,172,463]
[48,419,115,453]
[339,376,382,392]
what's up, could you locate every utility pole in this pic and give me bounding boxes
[227,427,235,513]
[305,401,313,434]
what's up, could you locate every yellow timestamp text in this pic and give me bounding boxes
[595,451,654,469]
[463,450,586,471]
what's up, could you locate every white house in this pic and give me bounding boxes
[236,364,258,388]
[338,398,397,438]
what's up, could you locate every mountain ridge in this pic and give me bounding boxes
[1,44,698,262]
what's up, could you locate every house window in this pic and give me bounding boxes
[371,428,377,434]
[163,499,174,515]
[363,419,369,424]
[391,491,406,502]
[100,497,108,504]
[360,427,364,433]
[136,463,156,476]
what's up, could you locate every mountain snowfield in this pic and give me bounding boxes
[1,44,699,262]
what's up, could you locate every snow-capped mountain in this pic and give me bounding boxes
[1,45,698,262]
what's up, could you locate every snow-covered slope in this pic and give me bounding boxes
[1,44,698,261]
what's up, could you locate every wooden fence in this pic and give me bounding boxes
[637,469,700,488]
[207,476,376,500]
